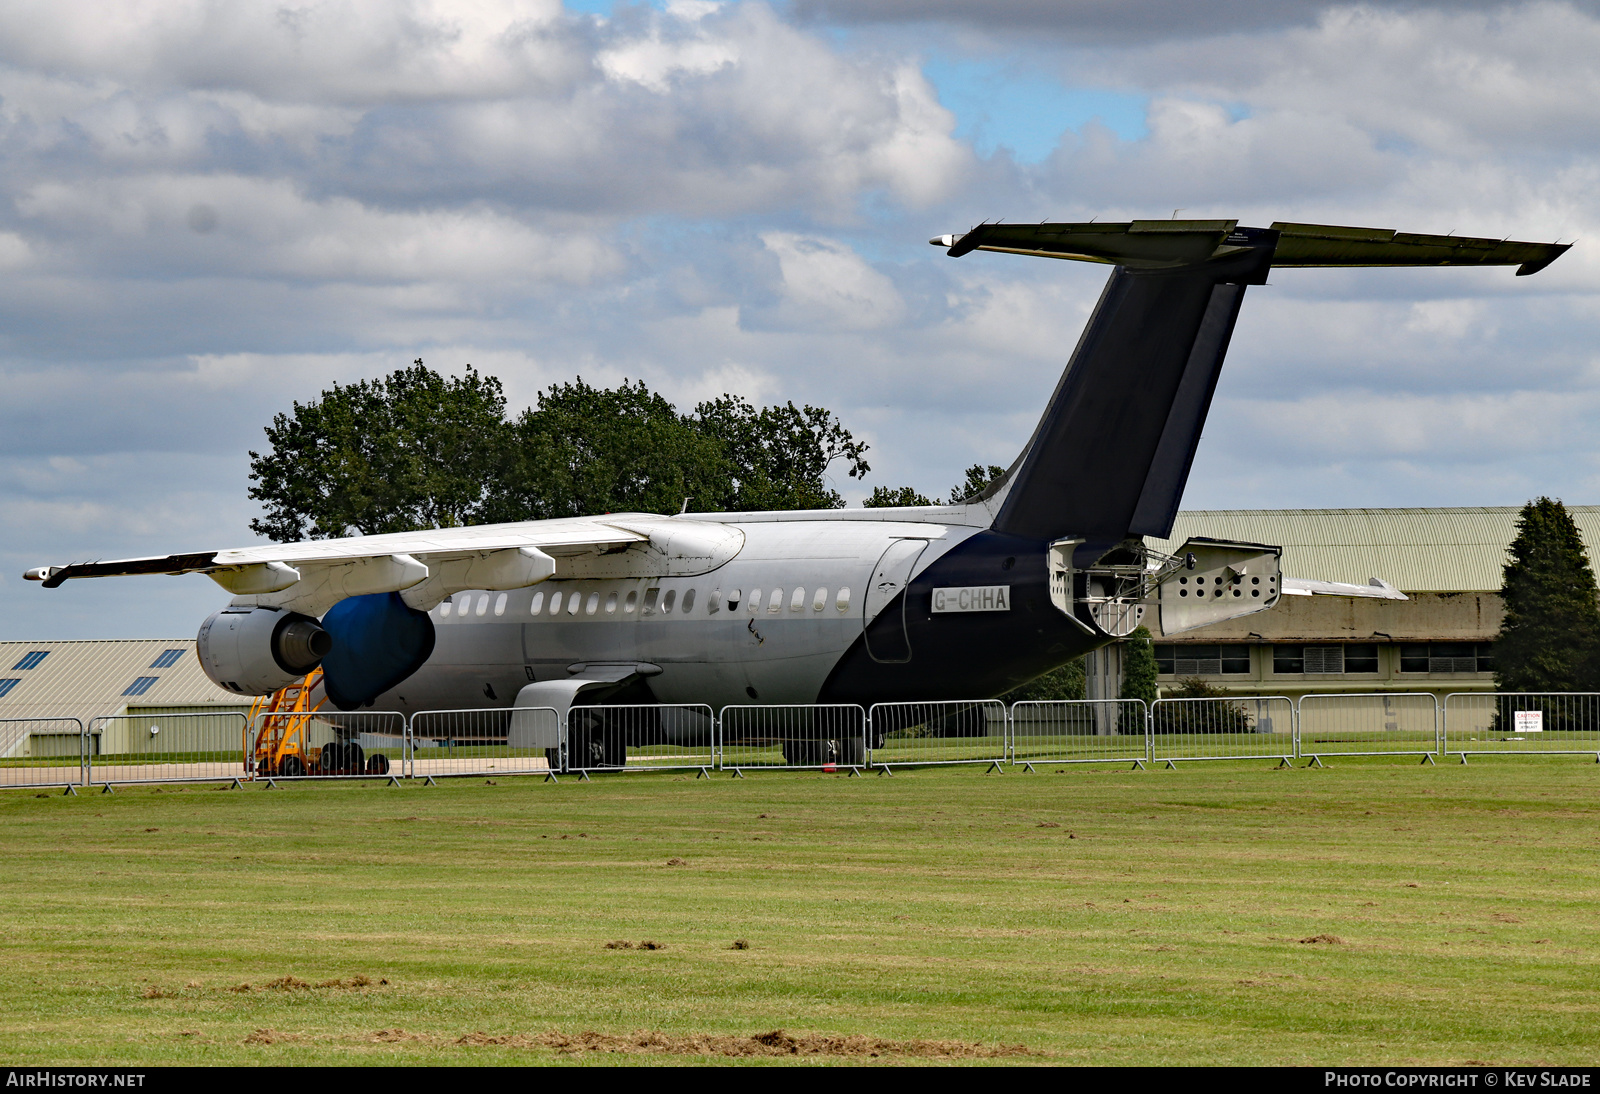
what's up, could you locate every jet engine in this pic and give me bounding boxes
[196,606,331,695]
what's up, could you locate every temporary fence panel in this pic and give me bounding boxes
[87,711,248,786]
[1148,695,1296,764]
[867,701,1009,770]
[1008,700,1150,769]
[565,704,715,775]
[1443,693,1600,758]
[1296,693,1440,761]
[250,709,407,780]
[717,705,868,772]
[408,706,562,780]
[0,718,86,790]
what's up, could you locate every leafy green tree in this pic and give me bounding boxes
[1120,626,1159,705]
[863,485,932,508]
[692,396,870,511]
[950,463,1005,503]
[484,378,729,522]
[1495,497,1600,693]
[248,361,509,540]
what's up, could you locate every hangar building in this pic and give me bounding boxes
[1134,506,1600,701]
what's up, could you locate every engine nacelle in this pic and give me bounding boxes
[197,607,331,695]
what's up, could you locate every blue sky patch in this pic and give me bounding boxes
[924,56,1149,163]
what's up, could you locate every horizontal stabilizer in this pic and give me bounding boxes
[934,221,1569,276]
[1281,576,1408,600]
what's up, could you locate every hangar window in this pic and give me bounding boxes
[1400,643,1493,673]
[494,593,508,617]
[624,590,638,613]
[585,592,600,615]
[605,592,617,614]
[12,651,48,671]
[530,591,544,614]
[548,591,563,614]
[0,679,19,698]
[790,588,806,611]
[768,589,783,613]
[836,587,850,612]
[150,649,184,669]
[1155,644,1251,676]
[682,589,697,613]
[812,588,827,611]
[1270,644,1382,674]
[123,677,159,697]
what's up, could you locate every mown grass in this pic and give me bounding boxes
[1,758,1597,1066]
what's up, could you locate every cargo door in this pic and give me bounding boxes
[863,539,928,664]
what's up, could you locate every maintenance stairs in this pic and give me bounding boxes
[247,667,325,778]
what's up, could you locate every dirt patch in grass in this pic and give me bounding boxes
[450,1028,1031,1058]
[1300,934,1345,945]
[244,1029,299,1045]
[230,975,384,993]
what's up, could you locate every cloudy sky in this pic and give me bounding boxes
[3,0,1597,638]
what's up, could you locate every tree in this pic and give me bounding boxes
[248,361,509,541]
[863,485,932,508]
[1001,660,1086,703]
[949,463,1006,503]
[1495,497,1600,693]
[692,396,870,511]
[483,378,728,522]
[1120,626,1159,705]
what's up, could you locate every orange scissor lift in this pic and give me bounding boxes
[247,667,327,778]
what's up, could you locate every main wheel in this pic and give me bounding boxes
[782,738,829,766]
[318,741,344,774]
[366,753,390,776]
[279,754,306,778]
[346,741,365,773]
[544,747,563,772]
[837,736,864,766]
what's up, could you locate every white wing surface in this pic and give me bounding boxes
[25,514,745,617]
[1281,576,1407,600]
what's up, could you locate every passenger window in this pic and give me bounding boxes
[643,588,659,614]
[662,589,677,613]
[567,593,581,616]
[605,592,618,614]
[625,590,638,613]
[549,591,563,614]
[530,590,544,615]
[585,592,599,615]
[790,588,805,611]
[836,587,850,611]
[476,595,489,617]
[708,590,721,613]
[493,593,507,616]
[767,588,782,613]
[726,589,741,611]
[812,588,827,611]
[439,599,452,617]
[682,589,697,613]
[747,589,761,613]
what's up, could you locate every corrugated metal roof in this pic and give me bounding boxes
[1151,506,1600,593]
[0,640,241,725]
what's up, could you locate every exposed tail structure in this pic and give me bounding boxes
[937,220,1570,564]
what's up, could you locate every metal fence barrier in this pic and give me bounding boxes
[249,709,407,781]
[868,700,1008,771]
[718,705,868,773]
[1149,695,1296,766]
[408,706,562,781]
[1443,692,1600,760]
[1296,692,1440,763]
[1009,700,1150,769]
[0,718,87,791]
[86,712,249,788]
[566,704,715,776]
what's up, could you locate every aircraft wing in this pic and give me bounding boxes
[933,220,1569,276]
[1281,576,1408,600]
[25,514,745,617]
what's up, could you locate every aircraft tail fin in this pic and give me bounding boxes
[938,220,1569,559]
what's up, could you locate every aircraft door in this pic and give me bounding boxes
[864,539,929,664]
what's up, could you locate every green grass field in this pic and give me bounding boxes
[2,758,1597,1066]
